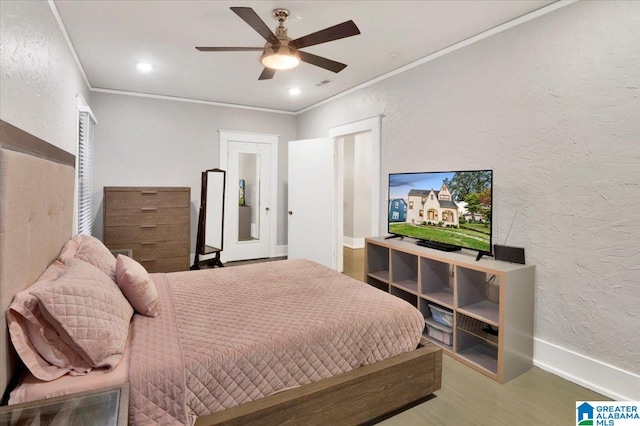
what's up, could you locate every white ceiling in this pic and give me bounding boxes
[54,0,557,113]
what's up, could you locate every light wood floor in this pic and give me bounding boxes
[343,246,365,281]
[343,247,608,425]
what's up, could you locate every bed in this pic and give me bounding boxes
[0,119,442,425]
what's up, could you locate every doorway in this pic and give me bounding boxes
[339,131,373,273]
[332,116,381,273]
[219,131,278,262]
[287,116,380,271]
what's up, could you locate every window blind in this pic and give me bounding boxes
[77,111,94,235]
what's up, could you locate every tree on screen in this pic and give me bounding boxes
[443,171,492,201]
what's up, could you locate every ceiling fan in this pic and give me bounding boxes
[196,7,361,80]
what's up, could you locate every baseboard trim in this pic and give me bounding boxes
[343,237,364,249]
[533,338,640,401]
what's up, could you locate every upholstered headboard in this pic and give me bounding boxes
[0,120,75,399]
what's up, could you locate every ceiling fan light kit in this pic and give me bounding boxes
[261,44,300,70]
[196,6,360,80]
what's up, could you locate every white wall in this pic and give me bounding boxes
[90,92,296,252]
[297,0,640,398]
[342,133,373,248]
[0,0,90,153]
[343,135,355,240]
[353,132,372,240]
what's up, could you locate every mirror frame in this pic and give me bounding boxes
[191,168,226,269]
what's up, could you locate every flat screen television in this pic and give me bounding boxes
[388,170,493,255]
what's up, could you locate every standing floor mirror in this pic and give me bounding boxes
[191,168,226,269]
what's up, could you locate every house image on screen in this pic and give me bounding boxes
[388,199,407,222]
[406,184,459,226]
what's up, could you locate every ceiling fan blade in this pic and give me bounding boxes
[291,20,360,49]
[258,68,276,80]
[230,7,279,45]
[196,47,264,52]
[298,51,347,73]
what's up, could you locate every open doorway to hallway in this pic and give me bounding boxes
[339,131,372,274]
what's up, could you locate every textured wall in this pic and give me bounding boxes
[90,92,296,251]
[298,1,640,375]
[0,1,90,153]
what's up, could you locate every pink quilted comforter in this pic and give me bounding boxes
[127,259,424,425]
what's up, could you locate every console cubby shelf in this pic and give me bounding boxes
[421,291,454,310]
[365,236,535,384]
[458,301,499,327]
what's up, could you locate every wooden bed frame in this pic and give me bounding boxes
[195,344,441,425]
[0,119,442,423]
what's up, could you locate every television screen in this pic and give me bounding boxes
[388,170,493,253]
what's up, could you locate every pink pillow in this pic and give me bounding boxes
[7,263,90,381]
[57,235,82,264]
[115,255,159,317]
[59,234,117,281]
[31,259,133,370]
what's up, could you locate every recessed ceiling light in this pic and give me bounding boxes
[136,63,153,72]
[289,87,301,96]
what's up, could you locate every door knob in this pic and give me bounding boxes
[288,211,293,215]
[265,207,270,211]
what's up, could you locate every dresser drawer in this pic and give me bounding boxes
[104,224,189,245]
[142,256,190,273]
[107,240,188,260]
[105,190,189,208]
[105,207,189,226]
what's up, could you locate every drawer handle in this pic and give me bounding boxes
[139,259,156,263]
[140,241,157,245]
[141,191,158,195]
[140,207,158,212]
[140,225,157,229]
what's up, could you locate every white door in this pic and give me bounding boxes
[288,138,335,269]
[223,141,272,262]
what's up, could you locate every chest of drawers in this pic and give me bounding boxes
[103,187,190,273]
